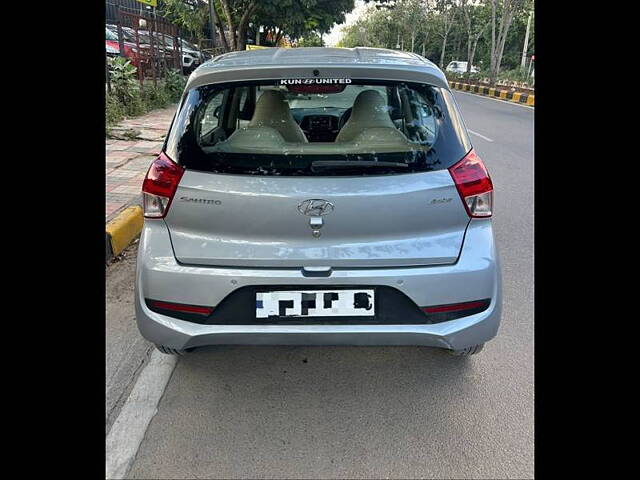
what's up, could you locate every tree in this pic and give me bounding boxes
[159,0,209,45]
[435,0,457,68]
[296,31,325,47]
[460,0,491,78]
[488,0,524,84]
[259,0,355,45]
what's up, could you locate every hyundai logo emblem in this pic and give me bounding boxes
[297,199,334,216]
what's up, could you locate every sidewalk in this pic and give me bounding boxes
[106,106,177,220]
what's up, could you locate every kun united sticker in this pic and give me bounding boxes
[279,78,352,85]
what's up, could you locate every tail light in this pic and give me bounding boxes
[448,149,493,217]
[142,152,184,219]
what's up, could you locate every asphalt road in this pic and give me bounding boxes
[108,91,534,479]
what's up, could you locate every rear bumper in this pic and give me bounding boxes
[135,219,502,350]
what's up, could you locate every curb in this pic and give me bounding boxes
[449,81,534,106]
[106,205,144,261]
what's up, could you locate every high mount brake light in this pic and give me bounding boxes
[286,84,347,94]
[448,149,493,218]
[142,152,184,219]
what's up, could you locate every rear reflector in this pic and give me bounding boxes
[448,149,493,217]
[150,300,213,316]
[422,300,489,314]
[142,152,184,218]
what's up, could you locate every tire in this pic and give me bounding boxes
[448,343,485,356]
[155,344,189,356]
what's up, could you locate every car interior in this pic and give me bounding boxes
[197,83,438,156]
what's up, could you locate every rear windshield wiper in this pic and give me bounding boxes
[310,160,409,172]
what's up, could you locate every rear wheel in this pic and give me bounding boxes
[155,344,191,355]
[448,343,484,356]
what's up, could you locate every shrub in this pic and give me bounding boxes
[496,68,533,85]
[164,68,186,100]
[106,92,125,126]
[106,59,186,130]
[108,56,139,104]
[142,84,171,110]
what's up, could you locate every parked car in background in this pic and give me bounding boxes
[446,61,479,74]
[107,24,198,73]
[105,27,140,68]
[161,36,205,74]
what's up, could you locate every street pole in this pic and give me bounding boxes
[520,10,532,70]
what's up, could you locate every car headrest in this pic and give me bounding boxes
[335,90,396,142]
[248,90,308,143]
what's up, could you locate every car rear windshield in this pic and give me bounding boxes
[165,79,471,176]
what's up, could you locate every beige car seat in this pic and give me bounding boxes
[335,90,397,142]
[248,90,308,143]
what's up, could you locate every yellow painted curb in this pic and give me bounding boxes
[106,206,144,257]
[449,80,534,107]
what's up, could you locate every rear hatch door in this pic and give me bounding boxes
[164,169,469,268]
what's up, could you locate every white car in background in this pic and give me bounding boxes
[446,61,479,74]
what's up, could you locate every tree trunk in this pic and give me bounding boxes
[466,35,479,82]
[217,20,230,52]
[439,31,448,67]
[520,10,532,70]
[489,0,496,84]
[421,29,429,57]
[209,0,230,52]
[411,32,415,53]
[494,3,516,79]
[218,0,237,50]
[465,32,472,80]
[236,2,257,51]
[275,28,284,47]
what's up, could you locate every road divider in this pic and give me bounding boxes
[106,205,144,261]
[449,81,534,106]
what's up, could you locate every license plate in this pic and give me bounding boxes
[256,289,375,318]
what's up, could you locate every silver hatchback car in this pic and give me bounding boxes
[135,47,501,356]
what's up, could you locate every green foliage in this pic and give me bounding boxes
[338,0,534,78]
[141,84,171,110]
[164,68,188,98]
[108,56,139,104]
[159,0,209,42]
[106,61,186,129]
[496,68,532,83]
[296,31,325,47]
[444,70,485,83]
[106,92,126,127]
[256,0,355,44]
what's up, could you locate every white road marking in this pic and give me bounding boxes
[453,89,534,110]
[468,129,494,142]
[106,349,178,479]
